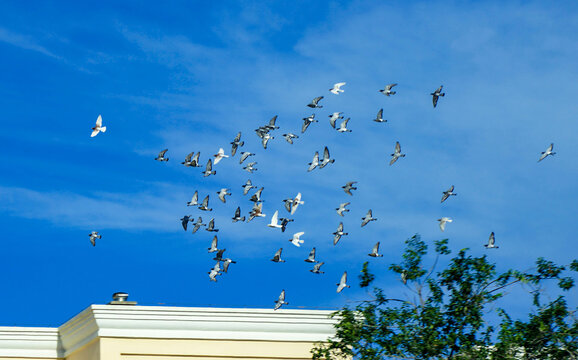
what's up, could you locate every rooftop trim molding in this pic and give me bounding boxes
[0,305,336,358]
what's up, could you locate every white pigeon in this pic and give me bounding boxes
[90,115,106,137]
[379,83,397,96]
[336,272,350,293]
[217,188,231,203]
[290,192,304,215]
[438,217,453,232]
[330,82,346,95]
[336,202,350,216]
[368,242,383,257]
[390,141,405,165]
[213,148,229,164]
[337,118,352,133]
[538,143,556,162]
[208,268,220,282]
[329,112,344,128]
[289,232,305,247]
[267,210,283,229]
[361,210,377,227]
[484,232,499,249]
[274,290,288,310]
[308,151,319,172]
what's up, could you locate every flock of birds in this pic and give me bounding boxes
[88,82,556,310]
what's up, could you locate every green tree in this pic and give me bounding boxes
[312,235,578,360]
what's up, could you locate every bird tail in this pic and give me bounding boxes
[440,93,445,97]
[390,91,396,95]
[100,126,107,133]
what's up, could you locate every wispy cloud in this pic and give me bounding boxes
[0,27,62,60]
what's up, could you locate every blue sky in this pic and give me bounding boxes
[0,0,577,327]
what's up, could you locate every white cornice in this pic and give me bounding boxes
[59,305,337,357]
[0,327,61,358]
[0,306,337,358]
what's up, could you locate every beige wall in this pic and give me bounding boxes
[66,338,99,360]
[99,338,318,360]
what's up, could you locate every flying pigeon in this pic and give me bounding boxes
[333,222,348,245]
[278,217,294,232]
[90,115,107,137]
[213,148,229,165]
[222,258,236,273]
[271,248,285,263]
[217,188,231,203]
[239,151,254,164]
[248,202,266,221]
[441,185,457,203]
[484,232,499,249]
[289,232,305,247]
[198,195,212,211]
[89,231,101,246]
[438,217,453,232]
[190,152,201,167]
[310,262,325,274]
[242,179,256,195]
[290,192,304,215]
[255,126,269,139]
[182,152,194,167]
[336,272,350,293]
[274,289,288,310]
[180,215,192,231]
[336,202,350,216]
[186,192,198,207]
[250,187,264,203]
[329,112,344,128]
[304,247,317,263]
[302,114,317,133]
[155,149,169,162]
[342,181,357,196]
[213,248,226,261]
[208,235,219,253]
[373,108,386,123]
[203,159,216,177]
[368,242,383,257]
[191,217,206,233]
[261,133,274,149]
[337,118,352,133]
[230,132,244,156]
[307,96,324,108]
[265,115,280,131]
[329,82,346,95]
[243,161,257,173]
[232,207,245,222]
[267,210,283,229]
[206,218,219,232]
[538,143,556,162]
[379,83,397,96]
[361,210,377,227]
[308,151,319,172]
[282,133,299,144]
[390,141,405,165]
[431,85,445,108]
[319,147,335,168]
[208,268,220,282]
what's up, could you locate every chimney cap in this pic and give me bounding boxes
[108,292,137,305]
